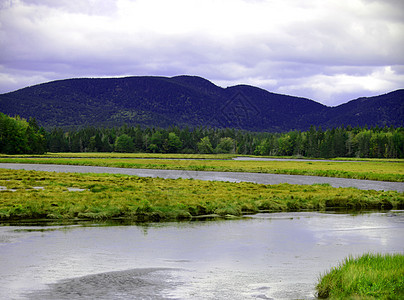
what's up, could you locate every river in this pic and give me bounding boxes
[0,211,403,299]
[0,163,403,191]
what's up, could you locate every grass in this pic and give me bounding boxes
[0,154,403,182]
[1,153,402,162]
[316,253,404,299]
[0,152,237,159]
[0,168,403,221]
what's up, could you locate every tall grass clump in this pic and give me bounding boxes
[317,253,404,299]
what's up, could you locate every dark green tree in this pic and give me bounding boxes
[149,131,164,152]
[167,132,182,153]
[115,134,134,153]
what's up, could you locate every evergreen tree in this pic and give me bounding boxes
[167,132,182,153]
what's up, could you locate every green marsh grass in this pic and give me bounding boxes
[317,253,404,299]
[0,152,237,159]
[1,153,401,162]
[0,154,403,182]
[0,169,402,221]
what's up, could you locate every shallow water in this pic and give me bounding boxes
[1,163,403,191]
[1,211,403,299]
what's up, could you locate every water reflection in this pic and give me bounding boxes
[0,211,403,299]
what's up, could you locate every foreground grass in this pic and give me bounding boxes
[0,154,403,182]
[317,253,404,299]
[0,169,403,221]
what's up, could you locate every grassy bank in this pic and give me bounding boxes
[0,169,403,221]
[2,152,402,161]
[1,154,403,182]
[0,153,237,159]
[317,253,404,299]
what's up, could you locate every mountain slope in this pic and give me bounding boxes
[0,76,224,128]
[222,85,328,131]
[325,90,404,128]
[0,75,402,131]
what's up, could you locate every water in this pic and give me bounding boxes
[1,163,403,191]
[0,211,403,299]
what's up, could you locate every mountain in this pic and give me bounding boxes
[324,90,404,128]
[0,75,402,131]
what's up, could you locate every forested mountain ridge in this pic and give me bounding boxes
[324,89,404,128]
[0,75,402,131]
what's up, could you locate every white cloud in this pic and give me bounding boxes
[276,66,404,106]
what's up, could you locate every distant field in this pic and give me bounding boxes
[0,153,237,159]
[0,153,403,182]
[1,168,402,221]
[1,152,403,162]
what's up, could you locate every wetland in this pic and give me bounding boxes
[1,154,403,298]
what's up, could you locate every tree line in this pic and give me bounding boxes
[1,113,403,158]
[46,124,403,158]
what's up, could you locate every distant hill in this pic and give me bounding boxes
[324,90,404,128]
[0,75,402,131]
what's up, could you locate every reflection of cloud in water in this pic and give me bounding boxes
[305,212,403,248]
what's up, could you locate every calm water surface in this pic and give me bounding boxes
[0,211,403,299]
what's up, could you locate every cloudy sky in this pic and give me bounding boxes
[0,0,403,106]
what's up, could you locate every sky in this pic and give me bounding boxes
[0,0,403,106]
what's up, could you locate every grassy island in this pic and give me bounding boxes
[317,253,404,299]
[0,168,403,221]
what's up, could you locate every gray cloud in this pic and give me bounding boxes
[0,0,403,106]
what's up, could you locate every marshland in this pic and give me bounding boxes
[0,158,403,221]
[1,153,403,298]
